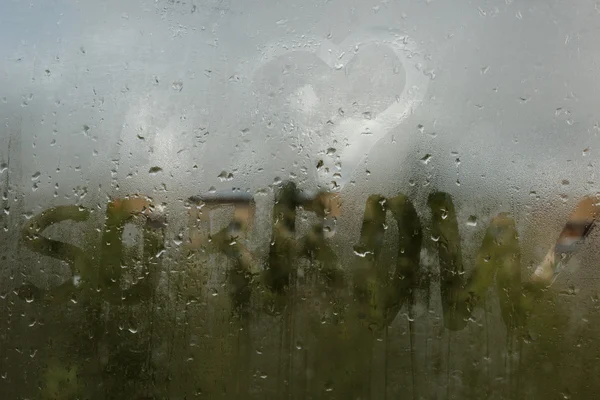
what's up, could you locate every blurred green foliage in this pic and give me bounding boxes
[2,183,596,399]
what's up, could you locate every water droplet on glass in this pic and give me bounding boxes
[430,235,440,242]
[218,170,233,182]
[173,233,183,246]
[149,166,162,175]
[172,81,183,91]
[466,216,478,227]
[560,193,568,202]
[31,172,41,181]
[208,186,216,193]
[420,154,432,164]
[353,249,373,258]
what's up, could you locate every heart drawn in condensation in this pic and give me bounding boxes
[243,28,431,193]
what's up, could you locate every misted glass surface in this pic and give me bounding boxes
[2,1,600,399]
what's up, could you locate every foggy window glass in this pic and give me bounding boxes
[1,0,599,399]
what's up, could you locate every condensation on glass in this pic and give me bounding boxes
[1,0,600,399]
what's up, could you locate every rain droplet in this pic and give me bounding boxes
[208,186,216,193]
[420,154,432,164]
[172,81,183,91]
[519,96,530,104]
[218,170,233,182]
[149,166,162,175]
[353,249,373,258]
[173,233,183,246]
[466,216,478,227]
[31,171,41,181]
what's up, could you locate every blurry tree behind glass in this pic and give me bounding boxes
[2,0,600,399]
